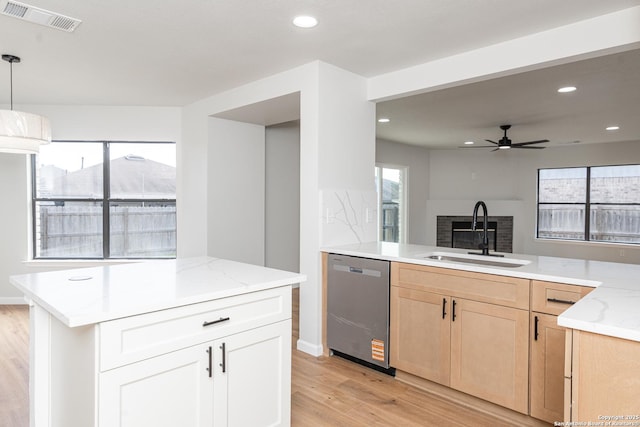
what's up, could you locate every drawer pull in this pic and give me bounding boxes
[203,317,230,327]
[220,342,226,373]
[547,298,576,305]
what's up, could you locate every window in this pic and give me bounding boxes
[32,141,176,259]
[537,165,640,244]
[375,165,406,243]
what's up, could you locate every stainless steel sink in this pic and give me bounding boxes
[420,252,530,268]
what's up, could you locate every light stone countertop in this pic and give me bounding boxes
[323,242,640,343]
[10,256,306,328]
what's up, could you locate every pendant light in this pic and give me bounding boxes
[0,54,51,154]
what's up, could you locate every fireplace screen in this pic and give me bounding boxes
[451,221,497,251]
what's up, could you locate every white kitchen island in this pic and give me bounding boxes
[10,257,305,427]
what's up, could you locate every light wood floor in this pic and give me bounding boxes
[0,305,29,427]
[1,289,548,426]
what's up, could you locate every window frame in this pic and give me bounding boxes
[536,164,640,245]
[31,140,177,260]
[375,163,408,244]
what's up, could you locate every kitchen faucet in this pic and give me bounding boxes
[470,201,503,257]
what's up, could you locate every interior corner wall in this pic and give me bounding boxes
[316,63,378,248]
[207,117,266,266]
[375,138,430,244]
[182,61,376,357]
[265,121,300,273]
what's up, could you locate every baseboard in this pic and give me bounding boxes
[0,296,28,305]
[296,339,323,357]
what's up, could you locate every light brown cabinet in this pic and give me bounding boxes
[390,286,451,385]
[530,280,593,424]
[390,263,530,414]
[568,330,640,422]
[450,297,529,413]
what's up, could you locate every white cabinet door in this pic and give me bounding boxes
[99,343,214,427]
[213,320,291,427]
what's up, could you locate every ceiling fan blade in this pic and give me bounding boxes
[459,145,496,148]
[485,139,498,145]
[513,139,549,146]
[513,145,545,149]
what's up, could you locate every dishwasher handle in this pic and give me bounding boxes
[332,263,383,278]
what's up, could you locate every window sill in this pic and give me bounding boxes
[22,259,145,269]
[534,237,640,249]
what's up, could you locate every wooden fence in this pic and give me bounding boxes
[37,205,176,258]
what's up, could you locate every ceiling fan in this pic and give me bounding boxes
[464,125,549,151]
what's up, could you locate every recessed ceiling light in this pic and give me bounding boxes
[558,86,577,93]
[606,125,620,131]
[464,141,474,145]
[293,15,318,28]
[377,118,390,123]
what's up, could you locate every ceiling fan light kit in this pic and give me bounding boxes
[0,54,51,154]
[461,124,549,152]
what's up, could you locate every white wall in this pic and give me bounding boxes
[376,138,430,244]
[0,105,181,302]
[265,121,300,273]
[207,118,265,265]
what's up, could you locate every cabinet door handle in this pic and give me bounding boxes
[534,316,539,341]
[442,298,447,319]
[452,299,457,322]
[206,346,212,378]
[547,298,575,305]
[220,343,226,373]
[203,317,230,327]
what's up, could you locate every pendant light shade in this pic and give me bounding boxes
[1,54,51,154]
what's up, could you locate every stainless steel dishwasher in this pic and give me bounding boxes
[327,253,393,373]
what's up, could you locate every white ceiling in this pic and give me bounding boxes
[376,49,640,149]
[1,0,640,148]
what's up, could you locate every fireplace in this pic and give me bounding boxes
[437,216,513,253]
[451,221,498,252]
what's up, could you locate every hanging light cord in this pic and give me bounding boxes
[8,58,13,110]
[2,54,21,111]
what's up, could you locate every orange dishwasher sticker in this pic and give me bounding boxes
[371,339,385,362]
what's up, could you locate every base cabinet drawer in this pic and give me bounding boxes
[100,286,291,371]
[531,280,593,315]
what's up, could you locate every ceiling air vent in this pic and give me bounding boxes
[1,1,81,32]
